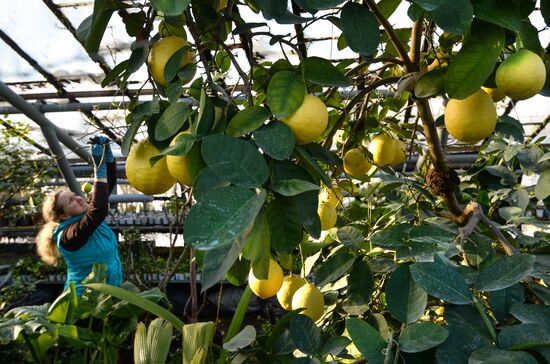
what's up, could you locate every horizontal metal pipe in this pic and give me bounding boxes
[0,101,124,114]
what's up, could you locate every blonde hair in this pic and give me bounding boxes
[36,188,67,265]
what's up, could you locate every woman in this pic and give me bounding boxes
[36,137,123,296]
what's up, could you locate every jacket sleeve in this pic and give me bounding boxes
[59,182,110,252]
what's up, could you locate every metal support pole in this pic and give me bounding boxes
[0,81,92,164]
[40,125,82,195]
[0,101,122,115]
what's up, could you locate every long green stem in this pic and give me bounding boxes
[473,296,497,342]
[21,331,42,364]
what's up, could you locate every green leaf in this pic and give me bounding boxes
[252,121,295,160]
[497,115,524,142]
[154,102,191,141]
[294,145,331,187]
[341,2,380,56]
[183,186,266,249]
[256,0,311,24]
[272,179,320,196]
[445,23,504,99]
[128,41,148,73]
[520,20,543,55]
[294,0,346,11]
[475,254,536,292]
[510,304,550,329]
[192,167,231,202]
[157,132,194,157]
[409,224,455,244]
[498,323,550,350]
[378,0,403,17]
[226,106,271,137]
[498,206,523,221]
[431,0,473,35]
[76,0,115,54]
[201,134,269,188]
[320,336,352,356]
[289,315,322,355]
[399,322,449,353]
[536,168,550,200]
[386,264,428,324]
[411,0,444,11]
[150,0,190,16]
[489,284,525,322]
[84,284,183,332]
[101,60,129,87]
[414,68,447,98]
[347,260,374,306]
[473,0,521,32]
[542,0,550,26]
[267,71,305,119]
[202,241,243,290]
[303,57,350,86]
[370,224,409,248]
[242,210,271,280]
[46,283,78,324]
[223,325,256,352]
[314,251,355,287]
[265,196,303,254]
[336,226,366,250]
[181,322,215,364]
[194,88,215,138]
[486,165,517,186]
[346,318,386,364]
[410,254,473,304]
[469,347,539,364]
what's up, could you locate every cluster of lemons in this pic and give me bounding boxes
[445,48,546,145]
[248,258,325,322]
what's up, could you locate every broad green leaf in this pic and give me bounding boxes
[398,322,449,353]
[201,134,269,188]
[272,179,320,196]
[225,287,252,343]
[182,322,215,364]
[370,224,409,248]
[242,210,270,280]
[183,186,266,249]
[202,241,243,290]
[410,254,473,304]
[473,0,521,32]
[469,347,538,364]
[445,23,504,99]
[498,206,523,221]
[194,89,215,138]
[314,251,355,287]
[256,0,311,23]
[486,165,517,186]
[157,132,194,156]
[192,166,230,202]
[520,20,543,55]
[226,106,271,137]
[84,284,183,332]
[294,145,332,187]
[409,224,455,244]
[347,260,374,306]
[294,0,346,11]
[341,2,380,56]
[414,68,447,98]
[535,168,550,200]
[289,315,322,355]
[435,305,493,363]
[150,0,190,16]
[475,254,535,292]
[510,304,550,328]
[102,59,129,87]
[267,71,305,119]
[128,41,148,73]
[431,0,473,35]
[46,283,78,324]
[154,102,191,141]
[265,196,304,254]
[498,323,550,350]
[320,336,352,356]
[489,284,525,322]
[517,147,543,173]
[76,0,115,54]
[411,0,444,10]
[336,226,366,250]
[303,56,350,87]
[378,0,402,17]
[497,115,525,142]
[223,325,256,352]
[386,264,427,324]
[542,0,550,26]
[252,121,295,160]
[164,46,190,83]
[346,318,386,364]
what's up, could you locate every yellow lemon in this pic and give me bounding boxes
[495,49,546,100]
[277,275,307,310]
[481,86,506,102]
[368,134,396,166]
[148,36,195,86]
[318,202,337,230]
[390,139,407,166]
[166,131,205,186]
[343,148,371,178]
[444,89,497,144]
[248,259,284,299]
[281,95,329,145]
[126,139,176,195]
[291,283,325,321]
[319,186,343,207]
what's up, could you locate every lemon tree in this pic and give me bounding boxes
[51,1,550,363]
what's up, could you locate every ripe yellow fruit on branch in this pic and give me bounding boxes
[495,49,546,100]
[481,86,506,102]
[444,89,497,144]
[147,36,195,86]
[390,139,407,166]
[318,202,337,230]
[291,283,325,321]
[368,134,396,166]
[319,186,343,207]
[166,131,205,186]
[248,259,284,299]
[343,148,371,178]
[126,139,176,195]
[277,275,307,310]
[281,95,329,145]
